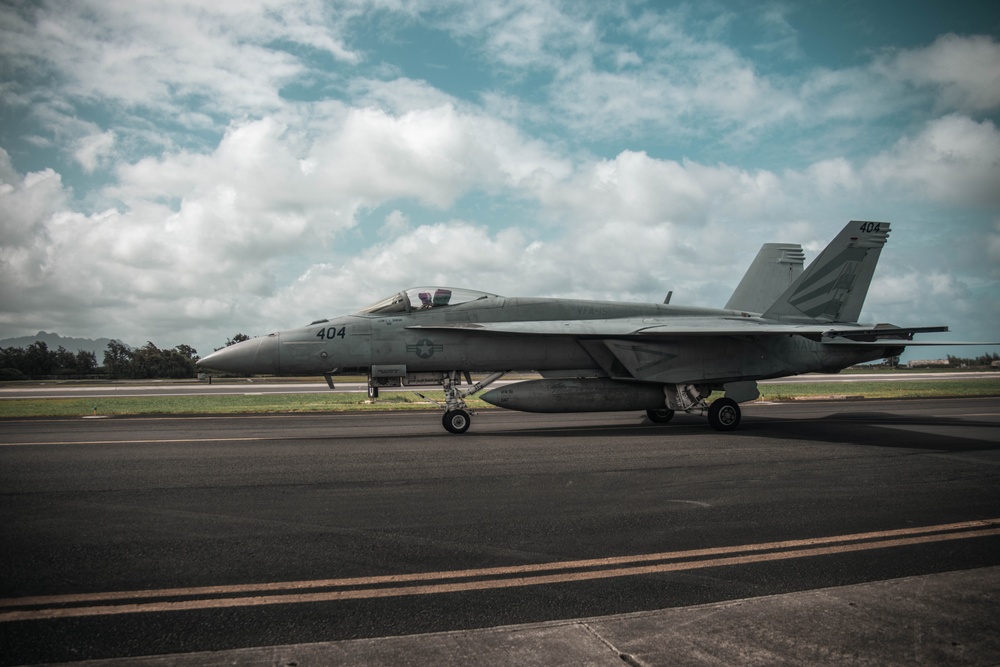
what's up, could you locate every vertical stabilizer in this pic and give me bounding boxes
[725,243,805,313]
[762,221,890,323]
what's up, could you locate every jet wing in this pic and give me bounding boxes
[409,320,968,384]
[408,320,952,341]
[408,320,648,336]
[409,318,787,337]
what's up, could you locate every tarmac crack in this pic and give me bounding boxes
[580,622,648,667]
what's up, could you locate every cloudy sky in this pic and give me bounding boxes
[1,0,998,360]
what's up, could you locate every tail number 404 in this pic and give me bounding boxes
[317,327,346,340]
[859,222,882,233]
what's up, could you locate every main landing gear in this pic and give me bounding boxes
[648,399,741,431]
[660,384,744,431]
[645,408,675,424]
[707,397,741,431]
[432,377,745,433]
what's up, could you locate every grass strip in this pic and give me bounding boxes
[0,381,997,419]
[0,391,490,419]
[760,379,1000,401]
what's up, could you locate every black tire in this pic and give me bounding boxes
[442,409,471,434]
[708,398,741,431]
[646,408,675,424]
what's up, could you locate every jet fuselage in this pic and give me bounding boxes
[216,294,895,384]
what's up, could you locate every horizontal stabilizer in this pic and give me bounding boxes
[821,339,1000,347]
[820,325,949,341]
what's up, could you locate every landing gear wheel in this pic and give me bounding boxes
[646,408,675,424]
[708,398,741,431]
[442,409,471,434]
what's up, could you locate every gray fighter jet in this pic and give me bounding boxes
[197,221,963,432]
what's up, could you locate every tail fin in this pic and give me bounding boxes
[725,243,805,313]
[762,221,890,323]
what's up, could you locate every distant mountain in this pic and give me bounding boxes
[0,332,121,356]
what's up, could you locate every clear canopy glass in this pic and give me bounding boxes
[356,287,501,315]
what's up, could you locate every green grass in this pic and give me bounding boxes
[759,379,1000,401]
[1,381,997,419]
[0,391,491,419]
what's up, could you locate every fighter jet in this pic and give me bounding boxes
[197,221,963,432]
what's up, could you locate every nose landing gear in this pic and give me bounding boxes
[417,371,509,434]
[442,409,472,434]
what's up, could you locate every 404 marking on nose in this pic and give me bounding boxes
[316,327,346,340]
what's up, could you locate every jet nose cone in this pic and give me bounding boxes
[197,334,280,374]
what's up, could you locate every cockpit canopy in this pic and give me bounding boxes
[356,287,501,315]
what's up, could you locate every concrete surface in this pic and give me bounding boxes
[41,565,1000,667]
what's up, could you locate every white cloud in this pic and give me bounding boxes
[349,78,460,115]
[882,33,1000,113]
[0,0,363,167]
[864,115,1000,207]
[989,220,1000,262]
[543,12,801,139]
[804,158,862,198]
[2,0,360,114]
[798,66,904,124]
[0,148,18,183]
[861,268,1000,350]
[536,150,784,231]
[0,101,575,347]
[109,118,333,269]
[73,130,115,172]
[2,122,996,352]
[380,210,410,238]
[440,0,600,71]
[0,1,997,356]
[0,149,66,248]
[309,103,571,208]
[261,221,538,325]
[433,3,805,141]
[795,33,1000,139]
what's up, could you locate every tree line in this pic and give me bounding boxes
[0,335,251,380]
[946,353,1000,367]
[0,342,98,379]
[2,340,998,380]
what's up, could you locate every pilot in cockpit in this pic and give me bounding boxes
[432,288,452,306]
[417,289,452,308]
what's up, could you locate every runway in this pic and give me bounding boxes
[1,371,997,399]
[1,398,999,664]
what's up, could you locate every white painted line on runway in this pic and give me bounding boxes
[2,518,998,622]
[0,437,273,447]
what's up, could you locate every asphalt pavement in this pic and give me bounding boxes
[1,397,998,665]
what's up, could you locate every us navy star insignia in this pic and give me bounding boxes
[407,339,444,359]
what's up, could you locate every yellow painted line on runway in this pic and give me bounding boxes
[2,518,998,622]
